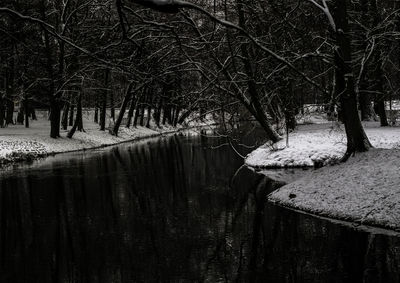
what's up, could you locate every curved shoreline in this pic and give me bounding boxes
[246,122,400,233]
[264,149,400,232]
[271,202,400,236]
[0,122,215,168]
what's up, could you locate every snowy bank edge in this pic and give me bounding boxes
[266,149,400,232]
[244,123,400,169]
[0,124,215,167]
[270,201,400,236]
[268,195,400,232]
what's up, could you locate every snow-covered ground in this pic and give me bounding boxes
[268,149,400,231]
[0,112,214,165]
[246,122,400,168]
[246,118,400,231]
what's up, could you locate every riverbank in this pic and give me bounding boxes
[0,113,213,166]
[245,122,400,168]
[246,121,400,231]
[268,148,400,231]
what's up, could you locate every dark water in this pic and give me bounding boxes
[0,133,399,283]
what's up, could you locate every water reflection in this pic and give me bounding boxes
[0,134,399,282]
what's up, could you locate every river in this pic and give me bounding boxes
[0,131,399,282]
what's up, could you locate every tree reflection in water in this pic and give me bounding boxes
[0,133,399,282]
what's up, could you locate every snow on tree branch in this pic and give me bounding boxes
[308,0,336,31]
[128,0,325,93]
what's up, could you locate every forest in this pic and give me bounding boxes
[0,0,399,159]
[2,1,400,282]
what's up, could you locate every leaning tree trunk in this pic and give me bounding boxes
[177,109,192,125]
[333,0,371,161]
[112,82,134,136]
[173,106,181,127]
[237,1,281,143]
[61,94,70,130]
[61,104,69,130]
[240,51,280,143]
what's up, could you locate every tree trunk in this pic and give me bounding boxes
[126,93,137,128]
[146,98,152,128]
[140,97,146,127]
[112,82,134,136]
[94,107,98,124]
[17,104,24,124]
[333,0,371,160]
[162,104,169,125]
[110,91,115,122]
[61,95,70,130]
[359,89,373,121]
[6,99,14,125]
[358,0,373,121]
[154,96,163,127]
[110,75,115,122]
[237,1,280,143]
[24,97,29,128]
[100,69,109,131]
[5,46,15,126]
[173,107,181,127]
[67,92,83,138]
[0,96,4,128]
[50,96,61,138]
[370,0,389,126]
[69,104,74,126]
[177,109,192,125]
[77,98,84,131]
[31,108,36,120]
[374,99,388,126]
[284,82,296,131]
[133,97,141,127]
